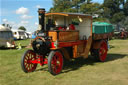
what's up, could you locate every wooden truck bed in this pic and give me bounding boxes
[92,22,114,40]
[92,32,113,40]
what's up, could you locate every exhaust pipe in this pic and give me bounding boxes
[38,8,45,31]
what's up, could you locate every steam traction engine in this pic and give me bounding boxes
[21,8,114,75]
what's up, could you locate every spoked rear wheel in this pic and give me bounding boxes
[98,41,108,61]
[48,50,63,75]
[21,50,37,73]
[91,40,108,62]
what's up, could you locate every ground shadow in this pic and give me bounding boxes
[62,53,127,73]
[35,66,48,72]
[21,46,27,48]
[109,45,115,49]
[35,53,127,74]
[0,47,15,50]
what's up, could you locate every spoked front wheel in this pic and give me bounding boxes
[21,50,37,73]
[48,50,63,75]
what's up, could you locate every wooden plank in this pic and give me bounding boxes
[58,40,86,47]
[82,36,92,58]
[59,31,79,42]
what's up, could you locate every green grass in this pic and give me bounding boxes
[0,39,128,85]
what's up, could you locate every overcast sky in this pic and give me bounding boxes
[0,0,103,32]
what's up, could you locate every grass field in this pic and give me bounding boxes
[0,39,128,85]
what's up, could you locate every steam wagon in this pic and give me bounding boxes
[21,8,114,75]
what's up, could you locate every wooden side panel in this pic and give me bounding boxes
[92,40,106,49]
[72,40,87,58]
[76,44,85,58]
[59,31,79,42]
[77,43,85,53]
[92,41,101,49]
[93,32,113,40]
[48,32,57,41]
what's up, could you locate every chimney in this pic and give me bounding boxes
[38,8,45,31]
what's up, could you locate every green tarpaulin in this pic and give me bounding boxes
[92,22,114,34]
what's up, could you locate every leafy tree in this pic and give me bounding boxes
[50,0,72,12]
[2,24,5,26]
[103,0,128,30]
[71,0,86,12]
[104,0,119,17]
[124,0,128,15]
[103,0,127,23]
[111,12,125,23]
[49,0,92,13]
[80,2,101,14]
[18,26,26,31]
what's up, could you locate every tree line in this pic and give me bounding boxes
[49,0,128,30]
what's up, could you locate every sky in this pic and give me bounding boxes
[0,0,103,32]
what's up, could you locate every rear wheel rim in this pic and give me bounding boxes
[99,41,107,62]
[23,50,37,72]
[51,51,63,74]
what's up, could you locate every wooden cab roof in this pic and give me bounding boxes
[45,13,92,18]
